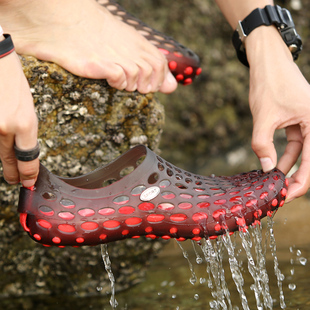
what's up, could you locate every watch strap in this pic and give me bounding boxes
[232,5,299,67]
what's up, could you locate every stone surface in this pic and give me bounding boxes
[0,55,165,297]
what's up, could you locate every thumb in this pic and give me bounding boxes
[251,121,277,172]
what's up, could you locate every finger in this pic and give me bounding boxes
[251,119,277,172]
[14,117,40,188]
[277,140,302,175]
[0,135,20,185]
[286,133,310,201]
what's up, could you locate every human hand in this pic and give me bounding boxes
[0,49,39,188]
[246,26,310,202]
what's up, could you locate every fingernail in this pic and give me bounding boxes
[167,71,176,84]
[146,84,152,93]
[120,80,127,90]
[22,179,36,188]
[5,179,19,185]
[260,157,275,172]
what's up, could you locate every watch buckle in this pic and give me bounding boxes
[236,21,247,43]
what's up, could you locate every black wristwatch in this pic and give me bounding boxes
[232,5,302,67]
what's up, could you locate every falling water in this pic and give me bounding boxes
[199,238,232,310]
[176,240,197,285]
[266,216,286,309]
[101,244,118,309]
[221,231,249,310]
[99,216,286,309]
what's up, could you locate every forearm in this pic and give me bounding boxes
[215,0,274,29]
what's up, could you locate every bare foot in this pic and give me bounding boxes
[0,0,177,93]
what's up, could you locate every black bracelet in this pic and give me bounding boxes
[0,34,15,59]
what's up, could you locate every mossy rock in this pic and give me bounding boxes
[0,55,165,297]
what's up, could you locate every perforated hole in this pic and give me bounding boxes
[98,208,115,215]
[166,162,172,169]
[157,156,164,163]
[60,198,75,209]
[81,222,99,231]
[136,155,146,166]
[113,195,130,205]
[185,178,193,183]
[131,185,146,196]
[37,219,52,229]
[230,204,243,215]
[58,224,76,233]
[167,168,173,177]
[175,174,183,180]
[58,212,75,220]
[39,206,54,216]
[197,202,210,208]
[120,166,135,178]
[78,208,95,217]
[138,202,155,211]
[175,183,187,189]
[180,193,193,199]
[103,220,120,230]
[158,203,175,211]
[244,191,254,197]
[161,192,176,199]
[214,199,227,205]
[192,212,208,221]
[246,199,258,207]
[212,209,226,220]
[178,202,193,210]
[194,188,205,192]
[101,178,117,187]
[42,192,56,201]
[147,214,165,223]
[158,163,164,171]
[170,214,187,222]
[125,217,142,227]
[159,180,171,188]
[148,172,159,184]
[118,206,135,214]
[198,194,210,199]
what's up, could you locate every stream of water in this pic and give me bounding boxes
[99,212,305,310]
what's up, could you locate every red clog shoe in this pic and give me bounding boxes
[99,0,201,85]
[18,145,287,247]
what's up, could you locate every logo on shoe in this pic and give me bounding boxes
[140,186,160,201]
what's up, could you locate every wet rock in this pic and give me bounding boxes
[0,55,165,297]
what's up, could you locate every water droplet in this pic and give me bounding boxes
[194,293,199,300]
[288,283,296,291]
[96,286,102,292]
[171,294,177,299]
[296,249,302,256]
[290,268,295,275]
[169,281,176,287]
[157,292,162,296]
[199,277,206,284]
[196,257,203,264]
[299,257,307,266]
[161,280,168,287]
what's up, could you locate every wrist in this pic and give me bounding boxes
[245,25,293,67]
